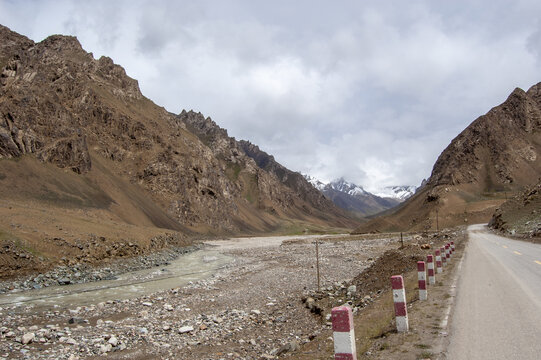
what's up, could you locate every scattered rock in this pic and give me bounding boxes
[178,326,194,334]
[21,332,35,345]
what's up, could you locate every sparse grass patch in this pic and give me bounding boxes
[418,351,434,359]
[416,344,431,349]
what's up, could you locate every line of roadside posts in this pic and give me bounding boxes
[331,239,456,359]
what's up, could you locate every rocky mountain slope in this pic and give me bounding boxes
[354,83,541,233]
[0,25,355,278]
[489,179,541,238]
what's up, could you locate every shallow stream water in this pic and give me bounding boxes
[0,249,232,311]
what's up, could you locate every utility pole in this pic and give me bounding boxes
[315,240,320,292]
[400,232,404,248]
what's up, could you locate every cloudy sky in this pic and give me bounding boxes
[1,0,541,191]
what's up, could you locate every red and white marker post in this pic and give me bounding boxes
[417,261,427,300]
[435,249,443,273]
[331,306,357,360]
[445,244,451,262]
[441,246,446,267]
[391,275,409,332]
[427,254,436,285]
[451,241,455,254]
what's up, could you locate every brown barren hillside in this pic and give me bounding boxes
[354,83,541,233]
[0,25,355,278]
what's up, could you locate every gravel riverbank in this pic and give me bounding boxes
[0,234,403,359]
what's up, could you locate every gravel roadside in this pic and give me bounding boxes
[0,233,406,359]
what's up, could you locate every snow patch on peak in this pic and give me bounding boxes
[328,178,368,196]
[373,186,416,201]
[303,174,326,191]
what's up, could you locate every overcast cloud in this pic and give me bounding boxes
[1,0,541,191]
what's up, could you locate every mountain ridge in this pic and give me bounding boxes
[303,176,415,216]
[0,25,356,278]
[353,83,541,233]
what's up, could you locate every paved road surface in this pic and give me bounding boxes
[447,224,541,359]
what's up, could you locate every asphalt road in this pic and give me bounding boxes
[446,224,541,359]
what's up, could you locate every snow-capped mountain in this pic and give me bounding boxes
[304,174,326,191]
[326,178,369,196]
[373,186,417,201]
[302,175,405,217]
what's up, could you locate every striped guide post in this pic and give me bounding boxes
[451,241,455,254]
[417,261,427,300]
[331,306,357,360]
[445,244,451,261]
[391,275,409,332]
[427,254,436,284]
[441,247,446,267]
[435,249,443,274]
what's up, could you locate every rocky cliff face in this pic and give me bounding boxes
[0,25,354,235]
[237,140,341,214]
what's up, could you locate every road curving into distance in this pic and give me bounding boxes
[446,224,541,359]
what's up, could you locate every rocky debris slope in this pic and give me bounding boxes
[489,179,541,238]
[0,24,355,240]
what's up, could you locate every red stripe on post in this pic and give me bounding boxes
[335,354,355,360]
[391,275,404,290]
[394,302,407,316]
[417,261,425,271]
[435,249,440,256]
[428,268,434,276]
[331,306,354,332]
[419,280,426,290]
[427,254,434,263]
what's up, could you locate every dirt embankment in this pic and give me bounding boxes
[295,227,466,359]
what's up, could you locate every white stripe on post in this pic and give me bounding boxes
[441,247,446,267]
[391,275,409,332]
[435,249,443,273]
[331,306,357,360]
[427,254,436,285]
[417,261,427,300]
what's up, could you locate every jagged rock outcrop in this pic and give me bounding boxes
[179,111,350,223]
[237,140,339,213]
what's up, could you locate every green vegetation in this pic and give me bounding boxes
[418,351,434,359]
[0,228,41,257]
